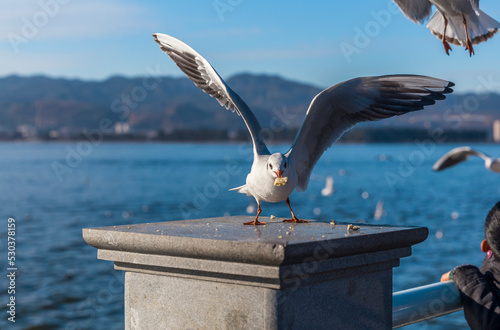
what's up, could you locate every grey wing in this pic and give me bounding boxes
[394,0,433,24]
[469,0,480,12]
[433,146,487,171]
[153,33,270,156]
[287,75,454,191]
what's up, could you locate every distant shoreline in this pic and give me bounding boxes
[1,127,493,144]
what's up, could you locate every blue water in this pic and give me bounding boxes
[0,142,498,329]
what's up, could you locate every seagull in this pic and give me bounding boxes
[433,146,500,172]
[321,176,335,197]
[394,0,500,56]
[153,33,454,225]
[374,200,385,220]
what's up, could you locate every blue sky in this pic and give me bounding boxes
[1,0,500,93]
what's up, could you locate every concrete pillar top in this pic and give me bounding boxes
[84,217,429,329]
[83,216,428,267]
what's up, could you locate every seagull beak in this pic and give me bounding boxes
[275,170,283,178]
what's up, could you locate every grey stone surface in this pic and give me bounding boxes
[125,272,278,330]
[102,246,408,289]
[83,216,428,265]
[83,216,428,329]
[125,269,392,330]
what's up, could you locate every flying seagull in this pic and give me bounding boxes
[433,146,500,172]
[153,33,454,225]
[321,176,335,197]
[394,0,500,56]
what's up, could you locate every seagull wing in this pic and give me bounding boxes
[394,0,433,24]
[153,33,270,156]
[469,0,480,12]
[432,146,488,171]
[287,75,454,191]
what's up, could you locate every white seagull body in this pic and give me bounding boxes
[394,0,500,55]
[433,146,500,172]
[153,33,454,225]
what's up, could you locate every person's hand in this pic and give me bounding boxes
[441,271,451,282]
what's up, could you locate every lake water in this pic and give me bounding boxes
[0,141,498,329]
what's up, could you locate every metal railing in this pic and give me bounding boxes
[393,281,463,328]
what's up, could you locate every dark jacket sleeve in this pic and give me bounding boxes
[453,265,500,330]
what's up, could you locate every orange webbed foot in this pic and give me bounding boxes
[443,41,452,55]
[243,220,267,226]
[283,217,308,223]
[465,40,475,56]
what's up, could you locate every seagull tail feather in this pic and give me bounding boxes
[229,184,251,196]
[427,9,500,46]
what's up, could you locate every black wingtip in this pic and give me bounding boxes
[447,81,455,88]
[443,86,454,94]
[152,34,163,48]
[425,92,446,101]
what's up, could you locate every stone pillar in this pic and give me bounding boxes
[83,216,428,330]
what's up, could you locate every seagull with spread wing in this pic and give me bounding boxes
[433,146,500,172]
[153,33,454,225]
[394,0,500,56]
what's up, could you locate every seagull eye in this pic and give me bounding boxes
[269,164,273,170]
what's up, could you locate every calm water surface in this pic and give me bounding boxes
[0,142,498,329]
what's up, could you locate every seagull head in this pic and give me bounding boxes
[267,153,289,178]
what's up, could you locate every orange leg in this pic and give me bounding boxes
[244,202,267,225]
[442,15,452,55]
[283,197,308,223]
[463,14,474,56]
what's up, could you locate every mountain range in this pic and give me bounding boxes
[0,74,499,137]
